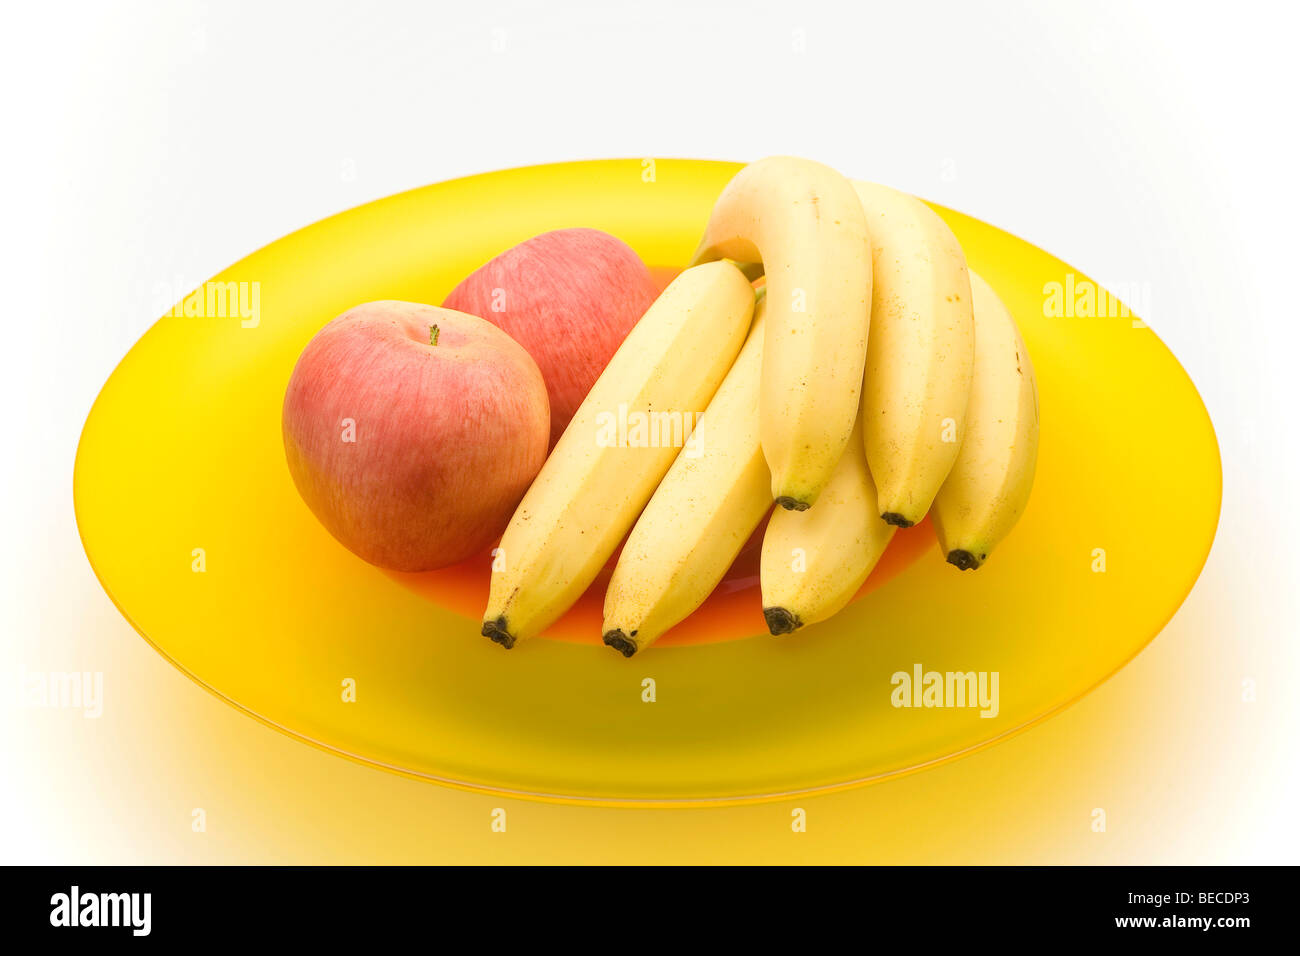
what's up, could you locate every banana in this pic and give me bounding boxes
[481,262,755,648]
[853,180,974,528]
[602,299,771,657]
[760,411,895,634]
[932,271,1039,570]
[689,157,872,511]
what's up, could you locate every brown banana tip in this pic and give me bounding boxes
[763,607,802,636]
[775,496,811,512]
[602,629,638,658]
[881,511,915,528]
[481,617,516,649]
[946,549,983,571]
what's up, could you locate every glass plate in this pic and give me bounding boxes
[73,160,1220,805]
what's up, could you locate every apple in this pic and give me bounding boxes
[442,227,659,447]
[282,300,549,572]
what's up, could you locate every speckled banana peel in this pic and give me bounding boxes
[852,180,975,529]
[759,410,895,635]
[602,300,771,657]
[481,262,755,648]
[689,156,872,511]
[931,270,1040,570]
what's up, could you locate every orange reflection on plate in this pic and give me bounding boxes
[384,516,935,646]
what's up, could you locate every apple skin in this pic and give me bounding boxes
[442,228,659,447]
[282,301,549,572]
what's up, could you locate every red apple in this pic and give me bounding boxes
[282,301,549,571]
[443,228,659,447]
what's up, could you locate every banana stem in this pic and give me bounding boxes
[685,246,764,283]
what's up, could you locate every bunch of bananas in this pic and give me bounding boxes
[481,157,1039,656]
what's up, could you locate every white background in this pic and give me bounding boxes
[2,0,1297,862]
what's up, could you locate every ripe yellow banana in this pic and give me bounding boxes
[481,262,755,648]
[932,270,1039,570]
[602,299,771,657]
[853,180,974,528]
[760,412,895,634]
[689,156,872,511]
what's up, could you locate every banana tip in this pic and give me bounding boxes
[763,607,802,635]
[946,549,983,571]
[602,629,638,658]
[481,617,517,649]
[881,512,915,528]
[775,496,811,512]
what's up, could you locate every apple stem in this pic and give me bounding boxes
[429,324,440,346]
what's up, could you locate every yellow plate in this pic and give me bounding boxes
[73,159,1220,806]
